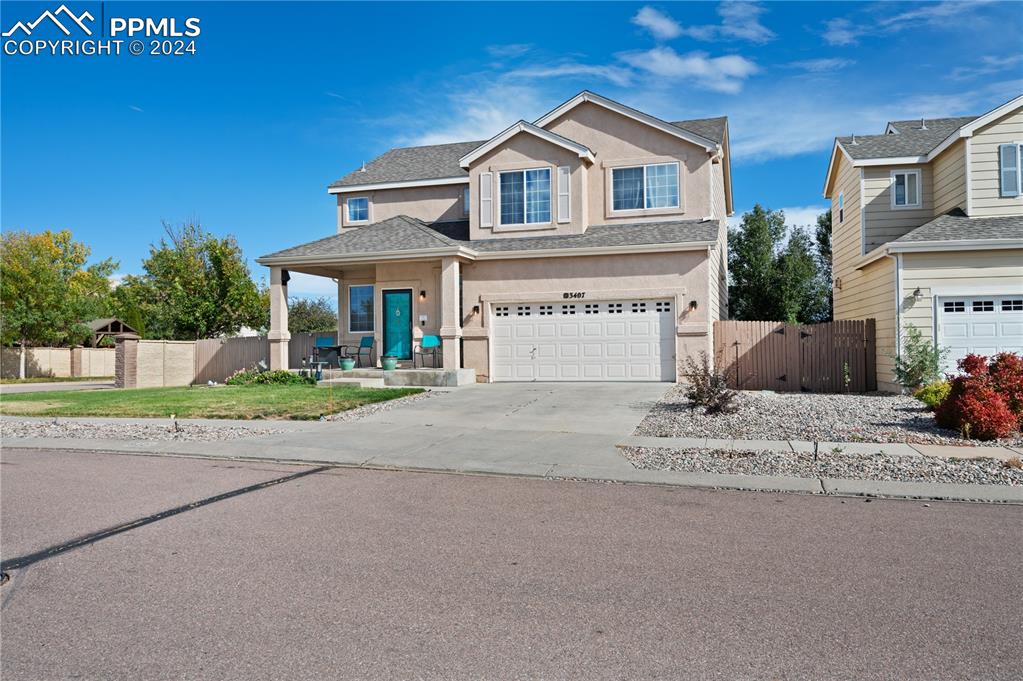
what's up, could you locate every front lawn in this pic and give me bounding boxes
[0,384,423,420]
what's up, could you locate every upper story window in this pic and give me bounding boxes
[838,192,844,223]
[612,162,679,211]
[348,285,374,332]
[890,170,921,209]
[500,168,551,225]
[463,187,470,215]
[347,197,369,223]
[998,143,1022,198]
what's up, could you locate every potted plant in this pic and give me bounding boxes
[339,357,356,371]
[381,356,398,371]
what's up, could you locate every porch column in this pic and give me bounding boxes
[268,266,290,370]
[336,275,344,341]
[439,256,462,369]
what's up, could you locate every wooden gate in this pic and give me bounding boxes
[713,320,876,393]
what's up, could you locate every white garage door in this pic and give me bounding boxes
[937,295,1023,372]
[491,299,676,382]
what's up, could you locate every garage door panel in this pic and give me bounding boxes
[492,298,677,382]
[938,294,1023,374]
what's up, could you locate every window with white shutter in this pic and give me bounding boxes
[557,166,571,223]
[999,143,1021,198]
[480,172,493,227]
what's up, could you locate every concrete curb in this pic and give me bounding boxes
[4,437,1021,505]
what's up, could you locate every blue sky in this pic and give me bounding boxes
[2,1,1021,299]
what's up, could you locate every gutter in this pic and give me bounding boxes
[886,238,1023,254]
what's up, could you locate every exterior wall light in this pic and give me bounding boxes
[689,300,699,311]
[472,305,480,315]
[420,290,427,300]
[913,287,923,301]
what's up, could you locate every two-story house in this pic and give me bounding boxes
[257,91,732,382]
[823,94,1023,391]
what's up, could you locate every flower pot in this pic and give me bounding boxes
[381,356,399,371]
[340,358,356,371]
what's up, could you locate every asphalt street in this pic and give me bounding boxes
[2,447,1020,680]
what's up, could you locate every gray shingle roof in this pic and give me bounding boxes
[671,117,728,145]
[329,140,484,188]
[838,116,976,160]
[259,216,718,262]
[892,210,1023,243]
[328,116,728,190]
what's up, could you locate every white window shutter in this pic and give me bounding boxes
[557,166,571,223]
[480,172,493,227]
[999,143,1020,197]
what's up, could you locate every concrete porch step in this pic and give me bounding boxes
[318,377,386,389]
[321,368,477,387]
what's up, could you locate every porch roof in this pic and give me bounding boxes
[256,216,719,266]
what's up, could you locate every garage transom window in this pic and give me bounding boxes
[612,162,680,211]
[972,300,994,312]
[943,301,965,313]
[1003,299,1023,311]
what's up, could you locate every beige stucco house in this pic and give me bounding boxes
[257,91,733,382]
[824,94,1023,392]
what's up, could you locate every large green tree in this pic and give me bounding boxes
[727,205,831,324]
[288,297,337,333]
[0,230,116,377]
[815,209,834,321]
[111,222,265,340]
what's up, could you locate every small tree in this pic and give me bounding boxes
[288,297,337,334]
[0,230,116,377]
[892,325,948,390]
[111,222,264,340]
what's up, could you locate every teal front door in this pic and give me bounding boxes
[382,290,413,360]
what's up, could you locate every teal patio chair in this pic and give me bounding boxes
[313,335,338,367]
[413,335,441,368]
[340,336,375,368]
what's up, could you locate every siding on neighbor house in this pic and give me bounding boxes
[931,139,967,216]
[900,248,1023,347]
[969,106,1023,217]
[862,165,933,252]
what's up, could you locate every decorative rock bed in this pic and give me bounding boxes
[0,420,285,442]
[635,388,1023,447]
[620,446,1023,487]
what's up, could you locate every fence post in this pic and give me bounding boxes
[114,333,140,389]
[865,318,877,392]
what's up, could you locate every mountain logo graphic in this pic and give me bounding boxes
[3,4,95,37]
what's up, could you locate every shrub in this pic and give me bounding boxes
[913,380,950,411]
[682,352,738,415]
[989,352,1023,418]
[892,325,947,390]
[226,368,314,386]
[934,354,1019,441]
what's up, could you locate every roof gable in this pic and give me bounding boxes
[458,120,594,169]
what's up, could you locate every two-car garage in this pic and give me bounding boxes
[490,298,677,382]
[937,294,1023,372]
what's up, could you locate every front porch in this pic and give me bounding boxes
[266,255,469,377]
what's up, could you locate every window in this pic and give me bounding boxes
[608,303,623,314]
[972,300,994,312]
[890,170,921,209]
[561,304,576,314]
[838,192,844,223]
[584,304,599,314]
[1002,299,1023,311]
[655,301,672,312]
[611,162,679,211]
[943,301,965,313]
[347,197,369,223]
[998,143,1022,198]
[463,187,470,216]
[348,285,374,332]
[516,305,531,316]
[631,302,647,313]
[538,305,553,316]
[499,168,551,225]
[494,306,509,317]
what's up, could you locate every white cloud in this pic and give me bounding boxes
[486,43,533,59]
[287,272,338,301]
[950,55,1023,81]
[128,105,144,112]
[822,18,859,46]
[727,205,829,230]
[631,6,681,40]
[507,62,633,87]
[678,1,776,44]
[787,58,856,73]
[823,1,992,45]
[408,84,547,146]
[109,273,126,287]
[619,47,759,94]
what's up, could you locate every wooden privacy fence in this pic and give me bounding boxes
[193,332,337,384]
[714,319,876,393]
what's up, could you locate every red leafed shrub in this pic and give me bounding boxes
[989,352,1023,418]
[935,353,1022,440]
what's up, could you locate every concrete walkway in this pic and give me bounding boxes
[1,380,115,394]
[3,382,1021,503]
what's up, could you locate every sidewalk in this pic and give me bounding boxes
[4,412,1021,504]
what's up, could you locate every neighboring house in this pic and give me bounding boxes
[257,91,732,382]
[823,94,1023,392]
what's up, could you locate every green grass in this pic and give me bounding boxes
[1,376,114,384]
[0,384,423,420]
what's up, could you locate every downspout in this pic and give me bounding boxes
[704,152,717,221]
[887,251,903,381]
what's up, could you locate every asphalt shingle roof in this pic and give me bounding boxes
[259,216,718,261]
[328,117,727,189]
[837,116,976,160]
[893,210,1023,243]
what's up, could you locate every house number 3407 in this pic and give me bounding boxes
[562,291,586,299]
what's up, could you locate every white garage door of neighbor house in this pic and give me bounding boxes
[937,295,1023,373]
[491,299,676,382]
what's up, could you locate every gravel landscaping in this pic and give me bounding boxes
[635,388,1023,447]
[621,446,1023,487]
[322,390,434,422]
